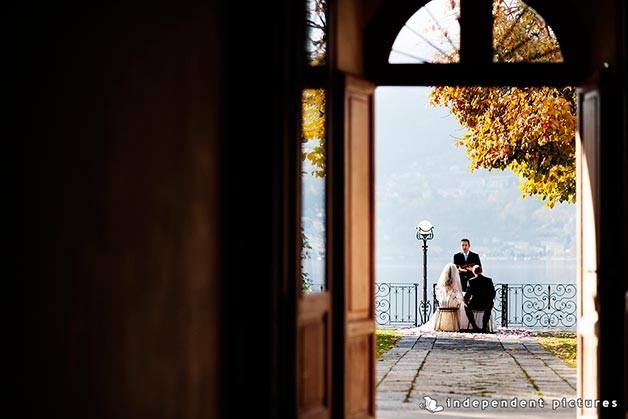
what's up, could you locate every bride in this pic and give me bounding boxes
[418,262,468,332]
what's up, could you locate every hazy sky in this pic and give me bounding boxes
[374,86,576,271]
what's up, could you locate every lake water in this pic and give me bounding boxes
[377,258,576,291]
[303,257,576,292]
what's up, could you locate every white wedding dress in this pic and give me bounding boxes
[433,288,463,331]
[418,263,468,332]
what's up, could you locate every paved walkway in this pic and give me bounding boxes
[376,329,576,418]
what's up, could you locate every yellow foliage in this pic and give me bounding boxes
[428,0,576,207]
[302,89,326,178]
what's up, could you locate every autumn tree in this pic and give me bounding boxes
[302,88,326,178]
[428,0,576,207]
[302,0,328,177]
[301,1,328,292]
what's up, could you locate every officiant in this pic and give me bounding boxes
[452,238,481,292]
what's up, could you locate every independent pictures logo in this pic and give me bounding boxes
[419,396,445,413]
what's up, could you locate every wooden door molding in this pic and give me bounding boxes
[576,88,601,419]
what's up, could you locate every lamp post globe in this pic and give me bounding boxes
[417,220,434,240]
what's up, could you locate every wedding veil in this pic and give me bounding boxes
[435,263,464,300]
[418,262,466,332]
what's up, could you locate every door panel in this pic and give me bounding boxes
[343,75,376,419]
[298,293,331,419]
[576,88,600,419]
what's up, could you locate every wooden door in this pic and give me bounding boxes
[342,74,376,419]
[297,292,332,419]
[296,74,376,419]
[576,88,600,419]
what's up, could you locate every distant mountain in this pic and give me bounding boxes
[375,87,576,264]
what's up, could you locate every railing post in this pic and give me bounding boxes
[501,284,509,327]
[414,283,419,326]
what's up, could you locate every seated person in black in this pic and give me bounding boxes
[463,265,496,333]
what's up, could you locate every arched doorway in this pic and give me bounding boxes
[360,1,624,418]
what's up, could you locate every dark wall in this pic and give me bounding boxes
[23,4,224,418]
[22,1,301,418]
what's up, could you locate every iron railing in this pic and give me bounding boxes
[374,282,576,328]
[375,283,419,325]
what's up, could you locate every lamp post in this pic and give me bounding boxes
[416,220,434,325]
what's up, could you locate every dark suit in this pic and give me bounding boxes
[463,274,496,331]
[453,251,481,291]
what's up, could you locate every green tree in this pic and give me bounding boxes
[301,226,313,292]
[428,0,576,207]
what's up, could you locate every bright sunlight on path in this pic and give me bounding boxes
[376,329,576,418]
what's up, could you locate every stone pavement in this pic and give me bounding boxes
[376,328,577,418]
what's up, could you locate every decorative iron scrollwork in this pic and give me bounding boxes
[520,284,576,327]
[374,282,576,329]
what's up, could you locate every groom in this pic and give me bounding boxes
[463,265,496,333]
[453,238,481,291]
